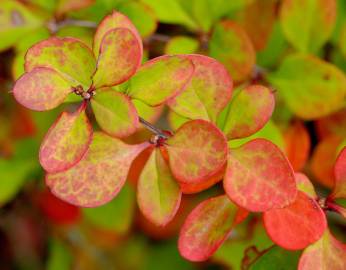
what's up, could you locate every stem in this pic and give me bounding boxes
[47,19,97,33]
[139,117,168,139]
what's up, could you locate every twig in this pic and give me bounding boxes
[139,117,168,139]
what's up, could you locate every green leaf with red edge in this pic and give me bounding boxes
[224,138,297,212]
[178,195,242,262]
[46,132,149,207]
[263,191,327,250]
[209,20,256,82]
[167,55,233,123]
[331,147,346,199]
[127,55,194,106]
[137,147,182,226]
[279,0,336,53]
[298,229,346,270]
[92,28,142,88]
[39,102,92,173]
[165,119,228,184]
[296,173,317,198]
[93,10,142,59]
[91,89,139,138]
[220,85,275,140]
[25,37,96,87]
[268,54,346,120]
[13,67,72,111]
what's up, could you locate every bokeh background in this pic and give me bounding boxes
[0,0,346,269]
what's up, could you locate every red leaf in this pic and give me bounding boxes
[46,132,149,207]
[178,195,240,262]
[165,120,228,184]
[39,102,92,173]
[331,147,346,199]
[224,138,297,212]
[263,191,327,250]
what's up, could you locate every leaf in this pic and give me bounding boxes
[166,119,228,184]
[13,67,72,111]
[137,147,182,226]
[178,195,239,261]
[331,147,346,199]
[47,238,72,270]
[165,36,199,55]
[315,108,346,139]
[279,0,337,53]
[25,37,96,87]
[39,103,92,173]
[56,0,95,16]
[298,229,346,270]
[128,55,194,106]
[268,54,346,119]
[46,132,149,207]
[132,99,163,125]
[220,85,275,140]
[92,28,142,88]
[83,183,135,234]
[224,138,297,212]
[91,89,139,138]
[93,10,142,59]
[117,1,157,38]
[209,20,256,82]
[0,0,44,51]
[296,173,317,198]
[167,54,233,123]
[263,191,327,250]
[248,246,301,270]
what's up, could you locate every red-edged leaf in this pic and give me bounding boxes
[221,85,275,140]
[285,121,310,171]
[298,229,346,270]
[224,138,297,212]
[25,37,96,87]
[296,173,317,199]
[93,11,143,59]
[92,28,141,88]
[167,54,233,123]
[13,67,71,111]
[91,89,139,138]
[39,102,92,173]
[331,147,346,199]
[137,147,182,226]
[263,191,327,250]
[178,195,240,262]
[46,132,149,207]
[165,120,228,184]
[315,108,346,139]
[128,55,194,106]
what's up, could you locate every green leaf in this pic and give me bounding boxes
[280,0,337,53]
[91,89,139,138]
[47,238,72,270]
[137,148,182,226]
[0,0,44,51]
[25,37,96,87]
[210,20,256,82]
[46,132,149,207]
[268,54,346,119]
[39,103,92,173]
[219,85,275,140]
[92,28,142,88]
[83,183,135,234]
[13,67,72,111]
[128,55,194,106]
[165,36,199,55]
[168,55,233,123]
[56,0,95,16]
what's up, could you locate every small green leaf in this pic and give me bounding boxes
[92,28,142,88]
[165,36,199,55]
[91,89,139,138]
[128,55,194,106]
[280,0,337,53]
[268,54,346,119]
[13,67,72,111]
[137,148,182,226]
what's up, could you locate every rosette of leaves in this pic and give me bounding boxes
[13,11,195,206]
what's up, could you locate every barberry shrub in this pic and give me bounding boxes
[11,8,346,270]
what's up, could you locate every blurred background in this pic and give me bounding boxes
[0,0,346,269]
